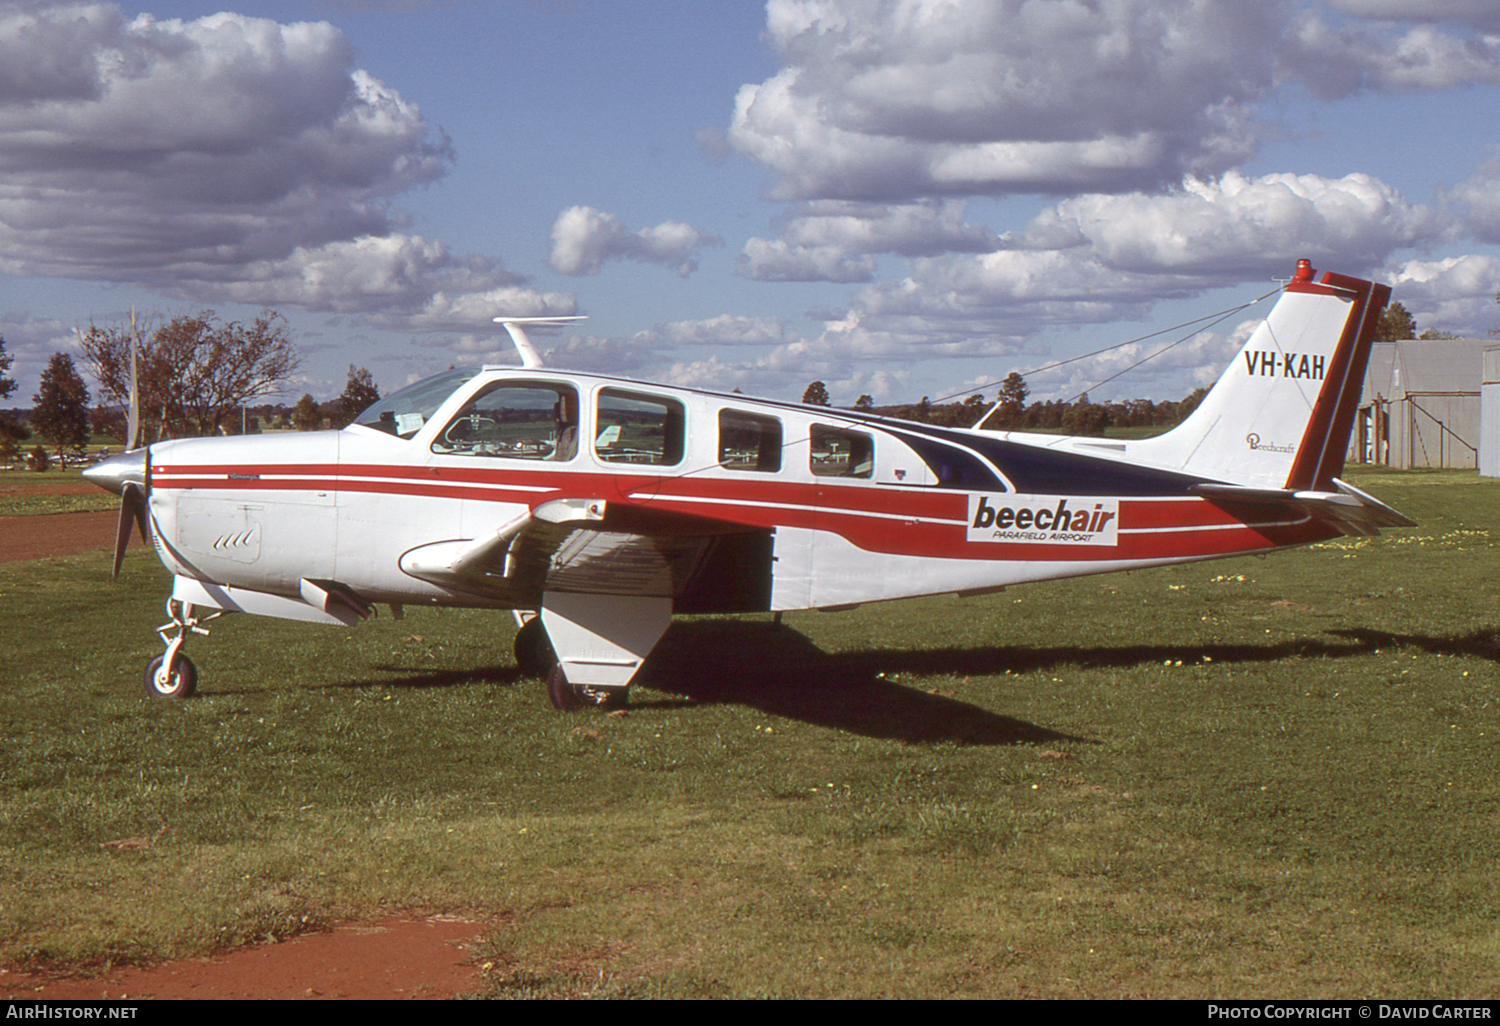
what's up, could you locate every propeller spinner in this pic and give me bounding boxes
[82,449,149,579]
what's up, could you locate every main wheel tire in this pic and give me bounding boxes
[143,654,197,699]
[545,664,584,712]
[513,617,556,678]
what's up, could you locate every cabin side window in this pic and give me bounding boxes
[718,410,782,473]
[430,382,579,461]
[594,389,685,466]
[810,425,873,478]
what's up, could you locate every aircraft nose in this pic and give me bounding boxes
[83,449,146,496]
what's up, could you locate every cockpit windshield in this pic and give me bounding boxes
[351,367,480,439]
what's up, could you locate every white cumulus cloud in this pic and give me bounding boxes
[548,205,721,278]
[730,0,1286,200]
[728,0,1500,203]
[737,238,879,283]
[1008,172,1443,278]
[0,3,552,329]
[738,199,999,281]
[1381,254,1500,335]
[1331,0,1500,27]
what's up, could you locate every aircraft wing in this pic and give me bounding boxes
[398,497,761,605]
[1192,477,1416,538]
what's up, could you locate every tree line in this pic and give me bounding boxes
[0,311,380,469]
[802,374,1206,436]
[795,297,1486,437]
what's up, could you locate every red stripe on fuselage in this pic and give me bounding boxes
[151,462,1334,562]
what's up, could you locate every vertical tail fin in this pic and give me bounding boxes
[1131,260,1389,490]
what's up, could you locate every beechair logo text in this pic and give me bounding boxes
[967,495,1119,546]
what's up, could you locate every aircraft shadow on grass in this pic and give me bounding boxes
[319,619,1498,746]
[639,620,1080,746]
[319,620,1074,746]
[1327,625,1499,663]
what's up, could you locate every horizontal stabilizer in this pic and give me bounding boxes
[1192,477,1416,538]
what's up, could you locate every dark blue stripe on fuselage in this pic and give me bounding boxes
[871,420,1210,497]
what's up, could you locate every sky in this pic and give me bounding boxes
[4,0,1500,413]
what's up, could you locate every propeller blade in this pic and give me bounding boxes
[112,482,144,580]
[140,443,151,542]
[126,309,142,451]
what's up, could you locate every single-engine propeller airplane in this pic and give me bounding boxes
[85,259,1414,710]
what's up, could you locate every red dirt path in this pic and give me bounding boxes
[0,916,490,1000]
[1,510,494,999]
[0,509,142,564]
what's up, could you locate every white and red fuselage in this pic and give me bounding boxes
[141,387,1343,611]
[87,262,1411,702]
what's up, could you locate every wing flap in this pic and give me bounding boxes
[399,499,604,599]
[398,497,751,604]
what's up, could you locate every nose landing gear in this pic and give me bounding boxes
[144,599,221,699]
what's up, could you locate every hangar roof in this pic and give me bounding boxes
[1362,340,1484,401]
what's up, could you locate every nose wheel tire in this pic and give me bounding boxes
[144,654,197,699]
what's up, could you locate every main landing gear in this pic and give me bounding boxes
[512,615,554,679]
[513,612,628,712]
[143,599,220,699]
[545,664,629,712]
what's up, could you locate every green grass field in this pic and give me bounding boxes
[0,468,116,517]
[1,468,1496,998]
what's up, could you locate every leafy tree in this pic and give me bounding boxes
[801,380,831,406]
[90,403,128,444]
[31,353,91,458]
[996,371,1030,427]
[1377,302,1462,340]
[853,394,874,411]
[80,311,300,439]
[1374,302,1417,341]
[1176,386,1208,421]
[0,334,14,403]
[293,393,323,431]
[0,335,27,452]
[999,372,1028,409]
[334,365,381,428]
[1061,393,1108,437]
